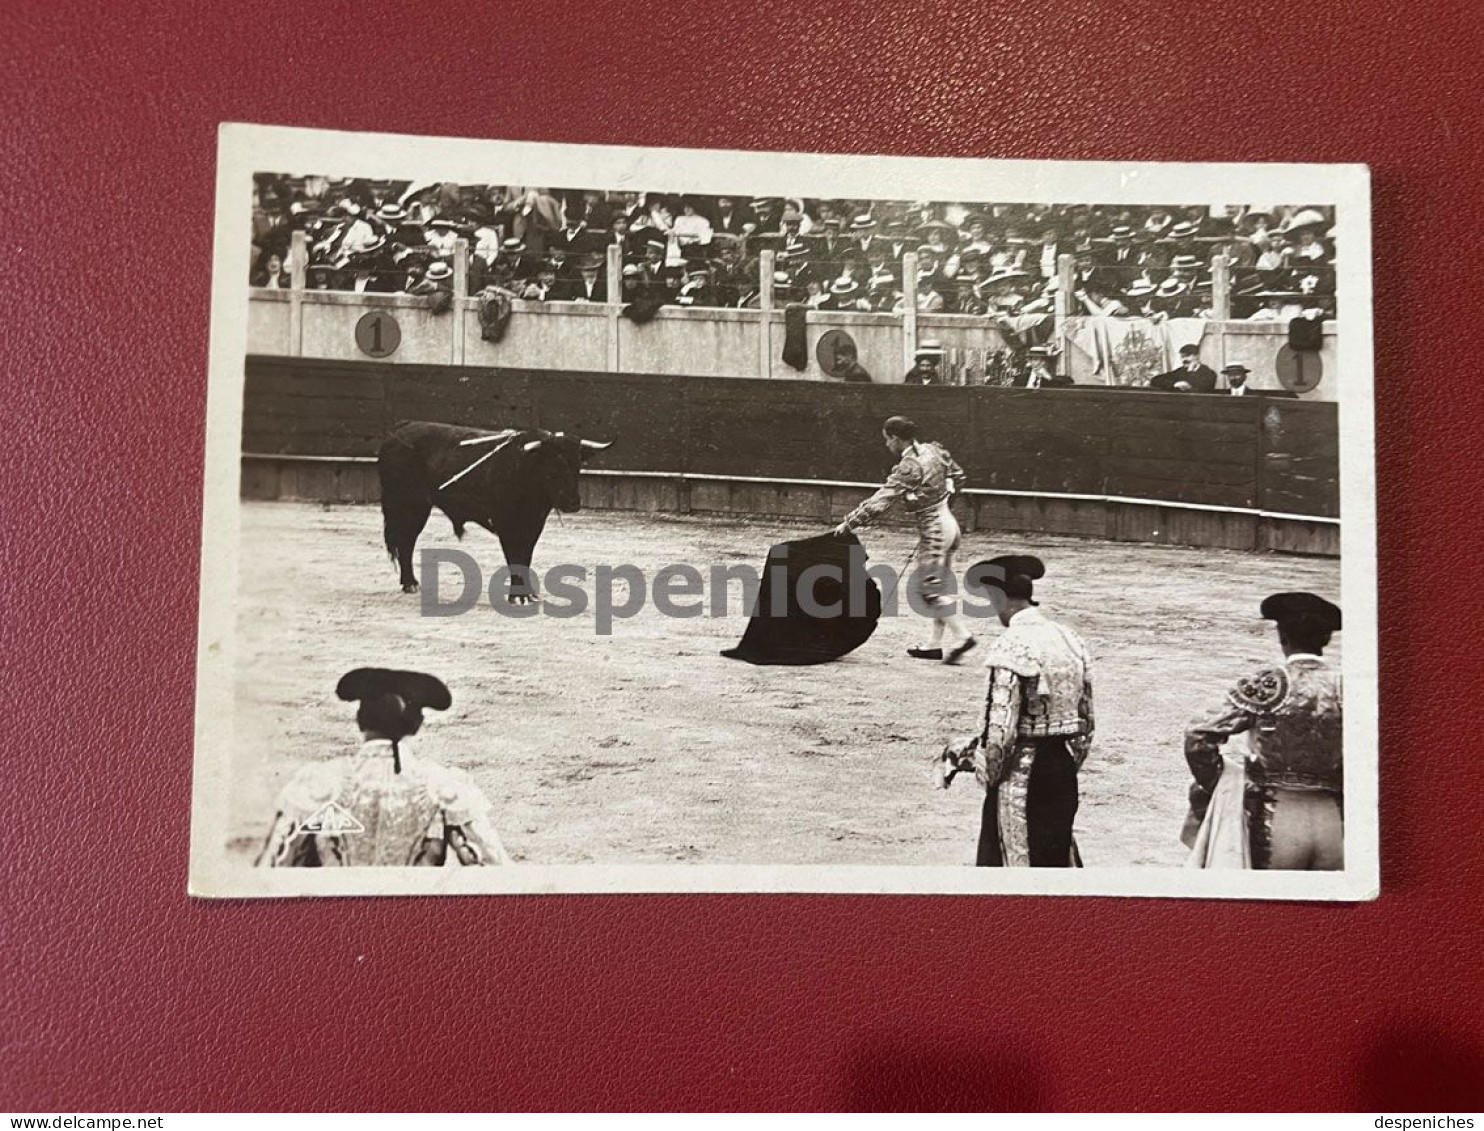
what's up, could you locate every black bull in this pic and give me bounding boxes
[378,421,614,599]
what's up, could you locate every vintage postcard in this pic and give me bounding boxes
[190,123,1376,898]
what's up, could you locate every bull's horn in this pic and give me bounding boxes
[579,438,614,451]
[522,439,544,452]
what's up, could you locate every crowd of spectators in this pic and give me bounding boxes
[251,174,1337,321]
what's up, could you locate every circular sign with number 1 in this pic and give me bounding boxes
[355,311,401,358]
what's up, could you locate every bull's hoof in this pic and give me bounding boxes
[401,581,420,594]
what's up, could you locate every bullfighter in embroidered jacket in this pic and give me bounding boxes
[1182,592,1343,870]
[939,555,1094,867]
[833,415,977,664]
[257,668,510,868]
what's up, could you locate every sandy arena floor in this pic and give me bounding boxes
[224,502,1341,869]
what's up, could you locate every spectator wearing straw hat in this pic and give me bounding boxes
[1092,227,1137,293]
[638,235,668,282]
[424,218,464,256]
[849,214,882,260]
[978,267,1033,315]
[828,274,864,310]
[866,267,902,312]
[408,259,454,293]
[1168,253,1204,285]
[619,262,647,303]
[1178,204,1221,238]
[909,241,945,283]
[1123,278,1158,317]
[1151,276,1200,319]
[745,197,780,235]
[1142,208,1175,240]
[1161,219,1201,251]
[1019,346,1074,388]
[675,263,717,307]
[905,341,947,385]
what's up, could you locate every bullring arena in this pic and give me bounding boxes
[231,364,1342,872]
[227,198,1344,871]
[226,500,1339,868]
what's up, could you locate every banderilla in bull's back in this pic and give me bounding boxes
[376,419,614,600]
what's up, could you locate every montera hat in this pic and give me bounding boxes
[964,554,1046,604]
[1260,592,1341,634]
[335,668,452,712]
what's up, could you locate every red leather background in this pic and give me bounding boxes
[4,0,1482,1112]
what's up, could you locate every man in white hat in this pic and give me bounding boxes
[1020,346,1073,388]
[904,340,947,385]
[675,263,716,307]
[866,267,902,313]
[407,260,455,302]
[849,214,880,259]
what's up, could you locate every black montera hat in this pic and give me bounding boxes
[1260,592,1341,633]
[964,555,1046,603]
[336,668,452,711]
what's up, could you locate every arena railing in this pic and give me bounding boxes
[260,233,1336,392]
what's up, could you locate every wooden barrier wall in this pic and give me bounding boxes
[250,270,1340,399]
[241,355,1340,552]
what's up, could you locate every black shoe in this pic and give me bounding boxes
[943,637,978,665]
[907,647,944,660]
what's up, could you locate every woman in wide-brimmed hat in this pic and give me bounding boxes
[1280,208,1332,263]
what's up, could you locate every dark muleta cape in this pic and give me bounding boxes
[721,532,882,665]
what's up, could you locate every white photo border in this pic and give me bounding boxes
[190,122,1377,900]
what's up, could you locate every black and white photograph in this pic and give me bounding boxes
[190,124,1377,898]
